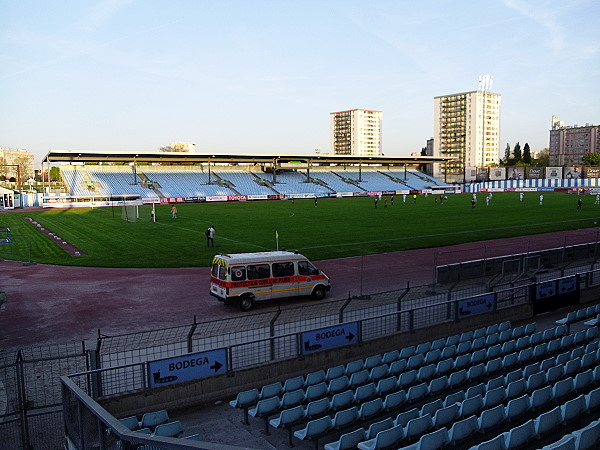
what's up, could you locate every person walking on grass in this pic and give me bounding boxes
[539,194,544,205]
[206,225,215,247]
[171,205,177,219]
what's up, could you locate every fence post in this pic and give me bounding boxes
[16,350,31,449]
[187,315,198,353]
[397,282,410,332]
[339,292,352,323]
[270,307,282,361]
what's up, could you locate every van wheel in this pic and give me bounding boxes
[239,295,254,312]
[311,286,326,300]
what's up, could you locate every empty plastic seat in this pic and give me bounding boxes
[326,365,346,381]
[565,358,581,376]
[445,335,459,347]
[411,427,450,450]
[332,406,359,430]
[540,435,576,450]
[282,389,305,409]
[389,359,408,375]
[433,403,459,428]
[294,415,333,446]
[547,339,561,354]
[534,406,562,438]
[369,364,389,383]
[485,358,503,375]
[424,349,442,365]
[305,370,326,387]
[416,342,432,355]
[436,358,454,375]
[330,389,354,412]
[505,394,530,422]
[474,327,487,339]
[119,416,139,430]
[527,371,546,392]
[398,370,418,388]
[502,352,518,369]
[472,337,486,351]
[353,383,377,404]
[530,332,543,346]
[283,375,305,394]
[466,383,485,399]
[153,421,183,438]
[382,350,399,364]
[449,369,467,388]
[454,354,471,370]
[571,419,600,450]
[547,365,564,384]
[486,376,504,391]
[408,354,425,369]
[346,360,365,376]
[468,364,485,381]
[349,369,370,388]
[486,333,500,347]
[478,404,506,432]
[400,346,417,360]
[457,341,472,355]
[270,405,305,446]
[431,338,446,351]
[366,417,394,440]
[305,382,328,402]
[518,347,534,364]
[507,379,527,399]
[484,386,506,409]
[459,394,483,418]
[441,345,457,359]
[404,413,433,441]
[530,386,553,411]
[540,356,557,373]
[474,434,505,450]
[305,397,330,419]
[383,390,406,411]
[428,376,448,395]
[523,362,541,379]
[417,364,436,381]
[585,386,600,412]
[407,383,428,403]
[574,369,594,392]
[260,381,283,399]
[328,376,350,394]
[395,408,420,428]
[487,344,502,360]
[556,311,576,326]
[420,399,443,417]
[365,354,383,369]
[449,415,478,445]
[504,369,522,385]
[140,409,169,430]
[358,398,383,421]
[471,349,487,365]
[553,377,574,401]
[444,390,465,407]
[249,396,281,434]
[376,376,397,397]
[500,329,513,342]
[502,419,535,449]
[357,424,404,450]
[561,394,586,424]
[459,330,474,342]
[556,352,571,366]
[323,427,366,450]
[581,352,596,370]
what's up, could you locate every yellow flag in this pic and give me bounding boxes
[275,231,279,239]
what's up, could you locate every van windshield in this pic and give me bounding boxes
[298,261,319,276]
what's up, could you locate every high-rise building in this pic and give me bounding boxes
[330,109,382,156]
[433,90,501,182]
[549,117,599,166]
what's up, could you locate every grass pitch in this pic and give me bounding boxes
[1,192,599,267]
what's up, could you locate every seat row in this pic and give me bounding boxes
[540,418,600,450]
[237,328,594,435]
[117,409,200,441]
[319,346,600,450]
[321,381,600,450]
[556,304,600,331]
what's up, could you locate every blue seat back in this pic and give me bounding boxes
[506,394,530,421]
[395,407,419,427]
[354,383,376,403]
[534,406,561,437]
[140,409,169,429]
[305,370,326,386]
[561,394,586,423]
[345,359,364,375]
[305,381,327,401]
[433,403,459,428]
[283,375,305,393]
[554,377,574,400]
[365,354,382,369]
[503,419,535,449]
[330,389,353,411]
[326,365,346,381]
[119,416,138,430]
[444,390,465,407]
[449,414,478,444]
[420,399,442,417]
[260,381,282,399]
[154,420,183,438]
[531,386,553,410]
[407,382,428,402]
[572,419,600,450]
[323,427,366,450]
[404,413,432,440]
[304,397,329,418]
[383,390,406,411]
[358,398,383,420]
[375,424,404,448]
[282,389,305,408]
[376,376,397,396]
[366,417,393,440]
[478,404,505,431]
[460,394,483,418]
[332,406,358,429]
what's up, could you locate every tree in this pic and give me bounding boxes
[50,166,61,181]
[523,143,532,165]
[582,153,600,165]
[513,142,522,162]
[504,143,511,165]
[533,148,550,167]
[420,146,427,156]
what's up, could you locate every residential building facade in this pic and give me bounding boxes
[330,109,382,156]
[433,90,501,183]
[0,147,35,180]
[549,117,599,166]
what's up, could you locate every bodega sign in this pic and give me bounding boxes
[147,348,227,388]
[301,323,359,355]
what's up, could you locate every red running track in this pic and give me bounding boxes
[1,228,598,349]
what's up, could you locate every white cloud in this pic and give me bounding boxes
[77,0,135,33]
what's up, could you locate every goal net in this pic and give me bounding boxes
[121,204,139,222]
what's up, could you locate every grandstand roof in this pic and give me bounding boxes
[42,150,453,166]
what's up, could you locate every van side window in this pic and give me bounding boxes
[231,266,246,281]
[272,262,294,277]
[218,265,227,280]
[247,264,271,280]
[298,261,319,276]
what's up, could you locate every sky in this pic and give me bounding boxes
[1,0,599,167]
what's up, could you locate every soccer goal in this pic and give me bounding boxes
[121,204,140,222]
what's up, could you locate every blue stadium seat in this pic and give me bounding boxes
[474,327,487,339]
[328,376,350,394]
[502,352,518,370]
[358,398,383,421]
[369,364,389,382]
[283,375,305,393]
[139,409,169,430]
[523,362,541,379]
[524,322,537,334]
[454,354,471,370]
[153,420,183,438]
[531,331,543,346]
[471,350,487,365]
[357,424,404,450]
[404,414,433,442]
[459,394,483,418]
[561,394,586,425]
[416,342,432,355]
[441,345,457,359]
[478,404,506,432]
[326,365,346,381]
[365,354,382,369]
[119,416,139,430]
[353,383,377,404]
[349,369,370,389]
[400,345,416,360]
[565,358,582,377]
[389,359,408,376]
[506,379,527,399]
[502,419,535,449]
[323,427,366,450]
[445,335,460,347]
[376,376,397,397]
[486,333,500,347]
[485,358,503,375]
[504,369,522,385]
[505,394,530,422]
[457,341,472,355]
[249,396,281,434]
[407,383,428,403]
[332,406,359,430]
[305,382,328,402]
[304,397,329,419]
[547,365,565,384]
[410,427,450,450]
[260,381,283,399]
[487,323,500,335]
[585,386,600,412]
[294,415,333,447]
[281,389,305,409]
[472,434,505,450]
[547,338,561,354]
[433,403,459,428]
[466,383,485,399]
[304,370,326,387]
[428,376,448,395]
[366,417,393,440]
[449,369,468,388]
[486,376,504,391]
[472,337,486,351]
[346,360,365,376]
[424,349,442,365]
[459,330,474,342]
[468,364,486,381]
[444,390,465,407]
[395,408,420,427]
[431,338,446,351]
[530,386,554,411]
[399,370,418,388]
[527,371,547,392]
[330,390,354,412]
[534,406,562,438]
[556,352,571,367]
[408,354,425,370]
[533,342,549,359]
[382,350,399,364]
[420,399,443,417]
[518,347,534,364]
[571,419,600,450]
[541,435,576,450]
[574,369,594,392]
[540,356,557,373]
[270,405,305,446]
[449,415,478,445]
[436,359,454,376]
[417,364,436,382]
[483,386,506,409]
[383,390,406,412]
[553,377,575,402]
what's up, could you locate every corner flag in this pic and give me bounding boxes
[276,231,279,251]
